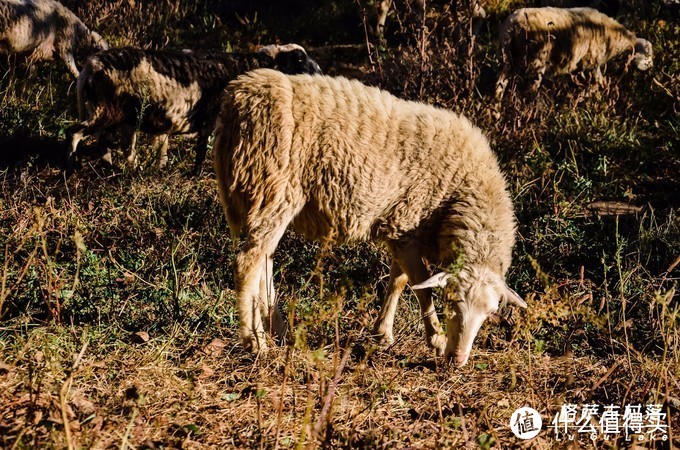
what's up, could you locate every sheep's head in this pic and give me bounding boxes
[259,43,322,75]
[89,31,109,52]
[633,38,653,71]
[413,266,526,367]
[75,25,108,57]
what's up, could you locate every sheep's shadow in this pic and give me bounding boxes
[0,133,67,169]
[0,133,102,170]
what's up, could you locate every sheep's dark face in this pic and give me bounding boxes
[413,267,526,367]
[274,49,322,75]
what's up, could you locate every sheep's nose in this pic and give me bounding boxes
[453,352,469,367]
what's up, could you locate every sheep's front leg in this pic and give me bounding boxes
[396,248,446,354]
[530,67,545,93]
[119,125,138,168]
[66,124,87,166]
[62,51,79,78]
[153,135,170,168]
[372,260,408,346]
[594,67,605,87]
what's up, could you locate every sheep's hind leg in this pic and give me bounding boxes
[395,247,446,355]
[259,253,287,340]
[235,212,294,353]
[372,260,408,347]
[192,130,210,176]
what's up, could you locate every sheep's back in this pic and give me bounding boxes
[0,0,51,48]
[83,48,239,134]
[224,69,509,255]
[503,7,634,74]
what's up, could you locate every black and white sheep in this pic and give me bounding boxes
[67,44,322,173]
[495,7,653,100]
[213,69,527,366]
[0,0,108,77]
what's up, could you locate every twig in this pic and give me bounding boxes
[120,407,139,450]
[312,334,354,441]
[590,358,625,393]
[274,347,292,450]
[457,402,470,447]
[60,338,88,450]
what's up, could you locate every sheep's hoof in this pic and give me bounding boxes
[101,151,113,166]
[428,334,446,356]
[372,331,395,348]
[241,333,268,354]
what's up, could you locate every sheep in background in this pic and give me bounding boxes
[536,0,620,17]
[0,0,108,77]
[214,69,527,366]
[495,7,653,100]
[67,44,322,173]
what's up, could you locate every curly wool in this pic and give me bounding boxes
[215,68,516,276]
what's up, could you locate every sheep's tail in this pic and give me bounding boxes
[213,90,243,239]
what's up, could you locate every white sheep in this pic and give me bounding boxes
[67,44,322,173]
[213,68,527,366]
[495,7,653,100]
[0,0,108,78]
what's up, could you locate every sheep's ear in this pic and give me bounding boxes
[502,285,527,308]
[258,45,278,57]
[411,272,451,290]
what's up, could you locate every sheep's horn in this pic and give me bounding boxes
[411,272,451,290]
[503,285,527,308]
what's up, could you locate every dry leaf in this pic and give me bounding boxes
[198,364,215,379]
[203,338,226,357]
[132,331,149,343]
[72,395,96,415]
[89,415,104,433]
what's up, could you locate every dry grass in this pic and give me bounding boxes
[1,0,679,448]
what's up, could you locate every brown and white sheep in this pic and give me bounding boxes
[0,0,108,77]
[495,7,653,100]
[213,69,527,366]
[66,44,322,173]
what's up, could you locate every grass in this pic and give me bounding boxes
[1,0,678,448]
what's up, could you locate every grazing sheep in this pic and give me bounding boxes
[0,0,108,77]
[536,0,620,17]
[67,44,322,173]
[214,69,527,366]
[495,7,653,100]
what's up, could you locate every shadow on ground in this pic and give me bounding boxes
[0,134,107,171]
